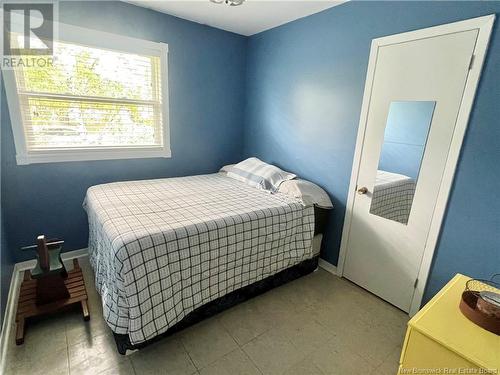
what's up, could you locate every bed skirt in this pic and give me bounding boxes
[112,255,319,354]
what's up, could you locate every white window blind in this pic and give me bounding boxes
[3,24,170,165]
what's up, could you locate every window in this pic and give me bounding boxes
[3,23,170,164]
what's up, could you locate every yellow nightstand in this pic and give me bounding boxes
[399,274,499,374]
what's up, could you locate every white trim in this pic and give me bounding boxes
[0,248,89,373]
[160,42,171,162]
[2,11,168,57]
[337,37,379,278]
[2,62,28,162]
[318,258,338,276]
[408,15,495,316]
[336,15,495,317]
[55,20,169,57]
[15,147,172,165]
[0,263,22,375]
[1,18,171,166]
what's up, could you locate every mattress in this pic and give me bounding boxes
[370,170,416,224]
[83,173,315,344]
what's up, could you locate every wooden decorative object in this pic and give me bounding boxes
[15,236,90,345]
[459,277,500,336]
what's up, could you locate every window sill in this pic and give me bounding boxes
[16,147,172,165]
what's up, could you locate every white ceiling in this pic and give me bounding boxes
[124,0,345,36]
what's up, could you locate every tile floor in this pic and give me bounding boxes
[4,257,408,375]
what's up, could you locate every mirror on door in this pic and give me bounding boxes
[369,101,436,224]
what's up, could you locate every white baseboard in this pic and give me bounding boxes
[0,262,23,375]
[0,248,88,374]
[318,258,338,276]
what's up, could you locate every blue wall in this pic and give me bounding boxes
[378,101,435,180]
[244,1,500,302]
[1,1,247,262]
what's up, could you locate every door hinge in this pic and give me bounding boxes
[469,54,475,70]
[414,278,419,289]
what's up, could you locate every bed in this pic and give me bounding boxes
[370,170,416,224]
[84,171,327,354]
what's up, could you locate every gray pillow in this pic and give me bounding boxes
[226,157,296,192]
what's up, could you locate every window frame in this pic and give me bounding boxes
[2,21,170,165]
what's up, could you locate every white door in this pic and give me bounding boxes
[342,20,492,313]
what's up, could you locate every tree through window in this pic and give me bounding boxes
[15,40,163,149]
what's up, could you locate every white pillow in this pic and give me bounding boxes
[226,157,296,192]
[279,179,333,208]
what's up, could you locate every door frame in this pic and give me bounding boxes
[337,15,495,316]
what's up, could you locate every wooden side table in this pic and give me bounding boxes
[16,258,90,345]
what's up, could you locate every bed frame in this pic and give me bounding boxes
[112,255,319,354]
[110,206,330,354]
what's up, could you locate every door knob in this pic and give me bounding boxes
[357,187,368,195]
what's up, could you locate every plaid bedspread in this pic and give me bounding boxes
[370,170,416,224]
[84,173,315,344]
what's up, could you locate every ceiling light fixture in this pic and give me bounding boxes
[210,0,245,6]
